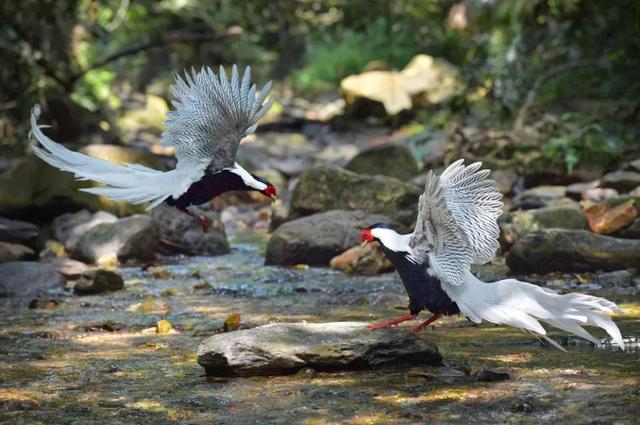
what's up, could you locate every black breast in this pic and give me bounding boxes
[381,247,460,316]
[167,170,246,209]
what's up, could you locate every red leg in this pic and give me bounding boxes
[408,314,442,335]
[179,208,209,233]
[367,313,416,330]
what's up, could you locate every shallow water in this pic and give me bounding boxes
[1,233,639,424]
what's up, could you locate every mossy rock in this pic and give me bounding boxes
[345,144,420,180]
[289,166,420,228]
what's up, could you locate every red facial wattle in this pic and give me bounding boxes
[263,184,278,200]
[360,228,374,243]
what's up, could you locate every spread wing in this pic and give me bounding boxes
[162,65,273,170]
[409,160,503,286]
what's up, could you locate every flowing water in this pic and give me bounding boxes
[1,233,639,424]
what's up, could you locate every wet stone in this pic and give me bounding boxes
[473,367,510,382]
[0,216,41,250]
[197,322,442,376]
[0,261,65,298]
[73,269,124,295]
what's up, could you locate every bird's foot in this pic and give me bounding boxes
[407,314,441,336]
[367,314,416,330]
[179,207,209,233]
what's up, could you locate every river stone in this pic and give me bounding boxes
[330,242,393,275]
[0,242,34,262]
[289,166,420,227]
[197,322,442,376]
[511,185,567,210]
[0,261,65,297]
[0,217,41,249]
[506,229,640,273]
[72,215,159,264]
[499,204,588,249]
[601,170,640,193]
[74,269,124,295]
[265,210,392,266]
[153,204,229,256]
[53,210,118,252]
[615,218,640,239]
[41,257,89,279]
[345,144,420,180]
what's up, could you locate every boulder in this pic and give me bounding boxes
[401,54,460,106]
[341,70,411,116]
[492,170,518,195]
[72,215,159,264]
[601,171,640,193]
[506,229,640,273]
[289,166,420,227]
[615,218,640,239]
[235,132,318,176]
[265,210,392,266]
[197,322,441,376]
[596,270,635,288]
[499,204,588,249]
[74,269,124,295]
[330,242,393,274]
[0,156,147,219]
[153,204,229,256]
[345,144,420,180]
[116,94,168,138]
[53,210,118,252]
[0,217,41,249]
[0,242,34,262]
[0,261,65,297]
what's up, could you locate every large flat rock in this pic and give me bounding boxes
[197,322,442,376]
[0,261,65,297]
[506,228,640,273]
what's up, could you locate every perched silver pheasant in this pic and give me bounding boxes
[30,65,277,232]
[361,160,625,350]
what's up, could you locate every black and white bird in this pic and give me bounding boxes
[30,65,278,232]
[361,159,625,350]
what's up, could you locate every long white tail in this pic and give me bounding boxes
[448,272,625,350]
[29,108,204,209]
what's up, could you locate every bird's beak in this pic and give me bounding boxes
[270,195,277,203]
[361,241,369,248]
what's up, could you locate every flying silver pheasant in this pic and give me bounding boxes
[361,159,625,351]
[30,65,277,232]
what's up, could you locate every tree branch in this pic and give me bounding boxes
[513,59,594,133]
[68,26,243,85]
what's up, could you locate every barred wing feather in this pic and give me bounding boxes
[162,65,273,170]
[409,160,503,286]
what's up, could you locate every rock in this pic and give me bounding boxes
[601,170,640,192]
[152,205,229,256]
[236,132,318,176]
[583,201,638,234]
[74,269,124,295]
[116,94,169,138]
[339,55,459,117]
[53,210,118,252]
[345,144,420,180]
[269,201,289,231]
[506,229,640,273]
[330,242,393,274]
[265,210,393,266]
[38,240,67,259]
[499,204,588,249]
[0,242,34,262]
[597,270,634,288]
[492,170,518,195]
[72,215,159,264]
[289,166,420,227]
[41,257,89,279]
[582,187,619,203]
[341,70,412,116]
[566,180,600,200]
[511,186,567,210]
[615,218,640,239]
[473,368,510,382]
[0,261,65,297]
[401,54,460,106]
[0,217,41,249]
[197,321,441,376]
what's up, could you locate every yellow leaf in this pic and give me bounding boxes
[156,319,173,334]
[223,313,241,332]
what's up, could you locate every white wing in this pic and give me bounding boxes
[163,65,273,170]
[409,160,503,286]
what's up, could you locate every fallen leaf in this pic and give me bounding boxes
[156,319,173,334]
[223,313,241,332]
[583,200,638,234]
